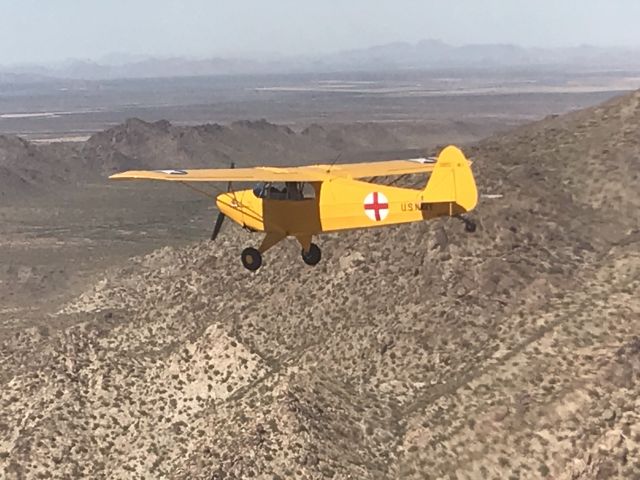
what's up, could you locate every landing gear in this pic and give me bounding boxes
[239,235,321,270]
[464,220,477,233]
[456,215,477,233]
[301,243,322,266]
[241,247,262,271]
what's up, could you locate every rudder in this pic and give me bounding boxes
[422,145,478,213]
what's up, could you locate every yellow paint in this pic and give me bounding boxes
[109,159,439,183]
[214,145,477,236]
[113,145,478,254]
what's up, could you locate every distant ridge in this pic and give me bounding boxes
[0,118,431,196]
[3,40,640,81]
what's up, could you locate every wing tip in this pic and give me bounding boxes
[108,172,131,180]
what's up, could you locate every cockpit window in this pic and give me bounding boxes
[252,182,314,200]
[253,182,267,198]
[301,182,316,199]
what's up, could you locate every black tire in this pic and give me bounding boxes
[464,220,477,233]
[241,247,262,271]
[301,243,321,266]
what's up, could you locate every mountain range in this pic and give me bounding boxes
[3,40,640,81]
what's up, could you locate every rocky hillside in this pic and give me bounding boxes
[473,89,640,225]
[0,136,83,198]
[82,118,413,174]
[1,92,639,479]
[0,118,436,197]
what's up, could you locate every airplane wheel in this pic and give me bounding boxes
[301,243,321,266]
[241,247,262,271]
[464,220,477,233]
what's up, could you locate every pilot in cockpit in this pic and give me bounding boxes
[284,182,303,200]
[253,182,304,200]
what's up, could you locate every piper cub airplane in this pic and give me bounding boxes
[110,145,478,271]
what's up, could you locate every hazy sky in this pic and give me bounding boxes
[1,0,640,65]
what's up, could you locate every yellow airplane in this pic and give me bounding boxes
[110,145,478,271]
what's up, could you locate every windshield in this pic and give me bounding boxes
[252,182,310,200]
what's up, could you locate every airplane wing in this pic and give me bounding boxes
[109,158,442,183]
[329,158,438,178]
[109,166,333,182]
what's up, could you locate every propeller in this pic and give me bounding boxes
[210,162,235,241]
[210,209,226,241]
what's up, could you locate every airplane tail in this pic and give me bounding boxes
[421,145,478,213]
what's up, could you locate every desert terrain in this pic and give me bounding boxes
[1,69,631,141]
[0,71,639,479]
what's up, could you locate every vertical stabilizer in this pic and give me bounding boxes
[422,145,478,213]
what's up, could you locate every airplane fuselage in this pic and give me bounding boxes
[216,178,461,237]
